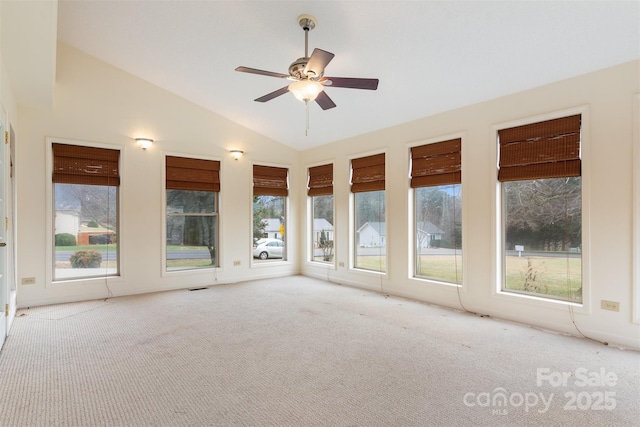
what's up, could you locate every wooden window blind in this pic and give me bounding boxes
[307,164,333,196]
[498,115,581,182]
[410,138,461,188]
[52,143,120,186]
[166,156,220,192]
[350,153,385,193]
[253,165,288,196]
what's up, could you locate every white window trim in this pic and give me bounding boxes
[348,149,388,277]
[305,159,337,268]
[307,195,337,268]
[161,151,223,277]
[45,137,125,287]
[406,133,467,289]
[490,106,591,314]
[250,161,293,268]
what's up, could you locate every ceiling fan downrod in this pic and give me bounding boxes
[298,14,317,59]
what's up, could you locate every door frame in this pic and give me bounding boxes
[0,108,17,349]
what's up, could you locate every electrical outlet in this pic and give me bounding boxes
[601,300,620,312]
[339,262,345,267]
[21,277,36,285]
[233,260,241,266]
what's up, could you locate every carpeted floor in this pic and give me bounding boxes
[0,276,638,426]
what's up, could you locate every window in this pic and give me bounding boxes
[52,143,119,280]
[253,165,288,262]
[411,139,462,284]
[351,153,386,272]
[165,156,220,271]
[308,164,334,263]
[498,115,582,302]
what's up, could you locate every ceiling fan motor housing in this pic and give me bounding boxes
[289,57,323,80]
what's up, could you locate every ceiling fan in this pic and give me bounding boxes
[235,14,379,111]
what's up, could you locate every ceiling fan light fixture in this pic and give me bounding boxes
[288,80,323,102]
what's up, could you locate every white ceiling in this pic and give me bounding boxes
[45,1,640,149]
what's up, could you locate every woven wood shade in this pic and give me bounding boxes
[166,156,220,192]
[307,164,333,196]
[410,139,461,188]
[52,143,120,186]
[498,115,581,182]
[351,153,385,193]
[253,165,288,196]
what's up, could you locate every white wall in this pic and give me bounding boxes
[301,60,640,349]
[13,40,639,348]
[16,43,299,307]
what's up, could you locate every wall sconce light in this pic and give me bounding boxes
[230,150,244,160]
[135,138,153,150]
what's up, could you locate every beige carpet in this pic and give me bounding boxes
[0,276,638,426]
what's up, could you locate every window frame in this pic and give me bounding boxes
[307,162,335,266]
[164,155,221,272]
[349,151,388,275]
[251,162,290,266]
[407,134,466,288]
[491,108,591,312]
[46,137,124,286]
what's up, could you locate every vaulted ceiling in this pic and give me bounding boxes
[6,1,640,150]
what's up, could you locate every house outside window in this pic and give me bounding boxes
[498,115,582,302]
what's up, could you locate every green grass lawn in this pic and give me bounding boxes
[355,255,386,272]
[56,244,206,252]
[58,245,580,301]
[505,255,581,301]
[55,244,116,252]
[355,254,581,302]
[166,259,214,269]
[416,255,463,284]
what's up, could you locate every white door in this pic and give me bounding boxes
[0,119,7,348]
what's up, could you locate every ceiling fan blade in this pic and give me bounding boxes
[315,91,336,110]
[235,66,289,79]
[303,48,335,78]
[254,86,290,103]
[323,77,379,90]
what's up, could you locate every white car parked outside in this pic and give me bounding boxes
[252,238,284,259]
